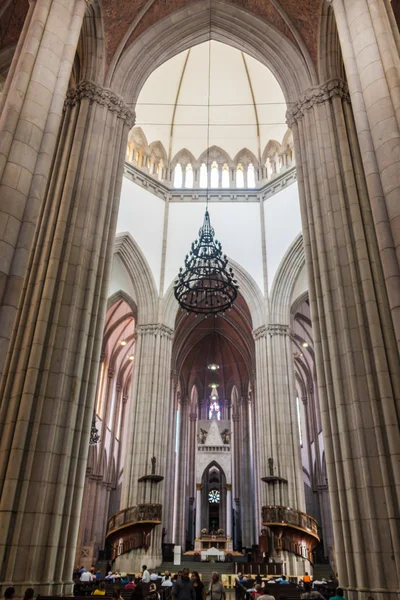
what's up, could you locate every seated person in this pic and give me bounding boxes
[279,576,290,585]
[92,582,106,596]
[80,569,93,582]
[329,589,348,600]
[125,578,137,590]
[251,584,263,597]
[162,576,173,587]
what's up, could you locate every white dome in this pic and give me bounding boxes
[135,41,288,163]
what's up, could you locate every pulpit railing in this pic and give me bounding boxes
[107,503,162,535]
[262,505,318,538]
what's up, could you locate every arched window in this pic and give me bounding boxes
[199,163,207,188]
[185,163,193,188]
[247,163,256,188]
[209,400,221,420]
[221,164,230,188]
[236,164,244,188]
[173,163,183,187]
[210,161,219,188]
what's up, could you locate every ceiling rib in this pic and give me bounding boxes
[241,52,261,163]
[168,48,191,164]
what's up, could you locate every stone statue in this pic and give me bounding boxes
[198,428,207,444]
[268,457,274,476]
[221,428,231,444]
[151,456,156,475]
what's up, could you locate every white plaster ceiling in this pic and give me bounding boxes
[135,41,287,161]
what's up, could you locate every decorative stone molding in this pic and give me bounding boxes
[65,80,136,128]
[267,324,290,336]
[136,323,174,339]
[286,78,350,126]
[253,325,268,340]
[124,161,297,202]
[254,324,290,339]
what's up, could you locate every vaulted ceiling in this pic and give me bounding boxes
[173,292,254,399]
[135,40,287,161]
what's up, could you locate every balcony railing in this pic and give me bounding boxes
[107,503,162,535]
[262,505,319,539]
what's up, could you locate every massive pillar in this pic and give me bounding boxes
[332,0,400,349]
[116,323,174,572]
[0,80,133,595]
[0,0,90,375]
[226,484,232,539]
[254,324,309,575]
[195,484,202,539]
[289,78,400,599]
[254,324,305,510]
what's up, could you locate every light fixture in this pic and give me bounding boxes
[120,340,127,346]
[302,342,309,348]
[207,363,219,371]
[174,211,238,316]
[173,28,238,317]
[209,383,219,389]
[211,394,218,400]
[128,354,134,361]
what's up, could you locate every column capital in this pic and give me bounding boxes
[136,323,174,339]
[196,483,202,491]
[287,78,349,126]
[65,80,136,128]
[189,413,197,421]
[226,484,232,491]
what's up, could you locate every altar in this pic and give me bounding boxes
[194,535,233,554]
[200,547,225,562]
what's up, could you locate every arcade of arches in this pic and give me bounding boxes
[0,2,399,600]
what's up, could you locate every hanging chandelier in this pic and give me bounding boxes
[174,210,238,315]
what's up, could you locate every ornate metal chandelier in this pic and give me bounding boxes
[174,9,238,316]
[174,209,238,315]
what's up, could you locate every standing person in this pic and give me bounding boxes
[172,568,195,600]
[207,573,226,600]
[142,565,151,583]
[191,571,205,600]
[303,572,312,592]
[329,589,348,600]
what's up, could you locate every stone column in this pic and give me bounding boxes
[288,78,400,599]
[333,0,400,349]
[0,0,90,375]
[195,483,202,540]
[254,325,305,510]
[0,80,134,595]
[117,323,173,571]
[226,484,232,539]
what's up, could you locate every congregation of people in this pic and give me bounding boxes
[63,565,346,600]
[234,571,346,600]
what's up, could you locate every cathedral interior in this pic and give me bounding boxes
[0,1,399,599]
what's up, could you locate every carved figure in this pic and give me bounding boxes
[151,456,156,474]
[221,429,230,444]
[198,428,208,444]
[268,457,274,476]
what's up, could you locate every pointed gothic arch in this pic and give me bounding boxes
[114,232,159,325]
